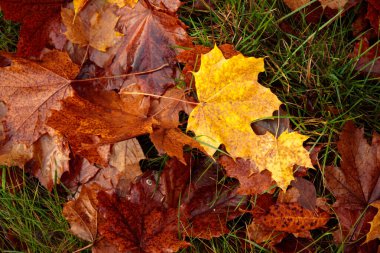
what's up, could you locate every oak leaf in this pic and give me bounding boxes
[325,122,380,244]
[187,45,312,190]
[0,0,64,57]
[0,50,79,149]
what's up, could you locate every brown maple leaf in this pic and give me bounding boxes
[0,0,64,57]
[47,89,155,165]
[325,121,380,245]
[146,88,204,163]
[0,50,79,155]
[64,156,246,252]
[84,0,192,95]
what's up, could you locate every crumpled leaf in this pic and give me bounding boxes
[187,45,312,190]
[325,121,380,244]
[0,50,79,150]
[28,130,70,191]
[63,184,100,242]
[147,88,204,163]
[47,89,155,165]
[366,200,380,243]
[0,0,64,57]
[88,0,192,95]
[62,1,123,52]
[73,157,246,252]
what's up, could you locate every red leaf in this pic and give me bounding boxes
[0,0,64,57]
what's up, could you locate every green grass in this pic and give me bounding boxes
[0,167,86,252]
[1,0,380,252]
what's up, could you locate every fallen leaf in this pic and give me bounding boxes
[63,184,100,242]
[218,155,275,195]
[187,45,312,190]
[91,157,246,252]
[353,38,380,77]
[176,44,239,88]
[89,0,192,95]
[28,130,70,191]
[0,0,64,57]
[47,90,155,165]
[366,200,380,243]
[325,121,380,243]
[0,50,79,148]
[277,177,317,210]
[255,202,330,233]
[62,1,123,52]
[147,88,203,163]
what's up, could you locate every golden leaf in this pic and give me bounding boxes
[187,45,312,190]
[365,200,380,243]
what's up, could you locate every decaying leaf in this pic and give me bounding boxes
[63,184,100,242]
[255,203,330,233]
[219,155,275,195]
[64,156,246,252]
[0,50,79,150]
[187,45,312,190]
[28,130,70,191]
[325,121,380,243]
[47,89,155,165]
[88,0,192,95]
[0,0,64,57]
[366,200,380,243]
[62,1,123,52]
[147,88,204,163]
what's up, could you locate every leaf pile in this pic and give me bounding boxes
[1,0,379,252]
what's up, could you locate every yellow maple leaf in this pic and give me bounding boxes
[187,45,312,190]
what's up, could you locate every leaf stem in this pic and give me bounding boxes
[72,63,170,82]
[119,91,200,105]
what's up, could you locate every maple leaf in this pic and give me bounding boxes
[187,45,312,190]
[85,0,192,95]
[176,44,239,88]
[47,89,155,165]
[146,88,204,163]
[219,155,274,195]
[366,200,380,243]
[325,121,380,245]
[62,1,123,52]
[0,50,79,148]
[65,157,246,252]
[256,203,330,234]
[27,130,70,191]
[0,0,64,57]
